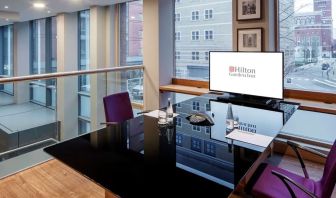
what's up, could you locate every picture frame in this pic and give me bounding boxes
[237,28,262,52]
[237,0,261,20]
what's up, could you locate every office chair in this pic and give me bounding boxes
[251,139,336,198]
[103,92,134,124]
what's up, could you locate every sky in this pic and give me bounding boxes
[295,0,336,38]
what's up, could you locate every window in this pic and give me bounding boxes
[192,52,199,60]
[204,141,216,156]
[205,103,210,111]
[78,10,91,134]
[177,102,181,108]
[191,31,199,40]
[30,17,57,108]
[191,11,199,21]
[175,51,181,60]
[204,30,213,40]
[204,9,213,20]
[175,32,181,40]
[175,13,181,22]
[120,1,144,104]
[176,134,183,145]
[192,125,201,132]
[204,52,209,61]
[191,138,201,152]
[205,126,210,134]
[0,25,13,95]
[176,117,182,127]
[279,0,336,94]
[120,0,143,66]
[192,101,200,110]
[175,1,232,80]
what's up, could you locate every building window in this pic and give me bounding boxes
[176,102,181,108]
[192,52,199,60]
[205,126,210,134]
[78,10,91,135]
[175,13,181,22]
[175,32,181,40]
[192,125,201,132]
[176,117,182,127]
[205,103,210,111]
[30,17,57,108]
[191,31,199,40]
[191,138,202,152]
[175,1,232,80]
[175,51,181,60]
[204,30,213,40]
[191,11,199,21]
[204,141,216,156]
[0,25,14,95]
[176,134,183,146]
[204,9,213,20]
[192,101,200,110]
[279,0,335,94]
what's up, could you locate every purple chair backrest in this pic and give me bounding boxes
[103,92,134,123]
[320,139,336,198]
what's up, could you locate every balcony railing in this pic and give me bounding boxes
[0,65,144,178]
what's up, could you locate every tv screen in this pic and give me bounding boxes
[209,51,284,99]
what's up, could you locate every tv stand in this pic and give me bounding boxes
[217,93,277,108]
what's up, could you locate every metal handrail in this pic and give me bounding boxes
[0,65,144,83]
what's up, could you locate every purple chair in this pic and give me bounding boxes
[251,140,336,198]
[103,92,134,124]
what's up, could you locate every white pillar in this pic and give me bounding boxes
[13,22,30,104]
[56,13,79,140]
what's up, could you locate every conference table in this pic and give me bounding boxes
[44,94,299,197]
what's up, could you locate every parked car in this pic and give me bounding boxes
[322,63,330,70]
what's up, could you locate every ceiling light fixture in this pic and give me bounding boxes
[33,3,46,9]
[4,5,9,9]
[47,10,51,13]
[6,18,9,21]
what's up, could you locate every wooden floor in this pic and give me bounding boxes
[0,159,106,198]
[0,155,334,198]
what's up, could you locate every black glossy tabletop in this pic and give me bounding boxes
[44,94,298,198]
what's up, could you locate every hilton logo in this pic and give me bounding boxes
[229,66,256,78]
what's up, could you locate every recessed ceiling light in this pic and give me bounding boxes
[33,3,46,9]
[4,5,9,9]
[5,18,9,21]
[47,10,51,13]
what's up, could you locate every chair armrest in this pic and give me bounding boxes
[287,140,327,178]
[100,122,119,125]
[271,170,317,198]
[287,141,327,158]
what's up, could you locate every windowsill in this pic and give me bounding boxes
[159,84,336,114]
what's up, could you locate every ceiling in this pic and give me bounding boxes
[0,0,131,26]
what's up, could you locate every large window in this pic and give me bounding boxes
[280,0,336,94]
[0,25,13,94]
[78,10,91,135]
[30,17,57,108]
[175,0,232,80]
[120,0,144,104]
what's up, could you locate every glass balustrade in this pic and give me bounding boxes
[0,67,143,177]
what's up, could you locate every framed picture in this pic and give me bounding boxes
[237,0,261,20]
[237,28,262,51]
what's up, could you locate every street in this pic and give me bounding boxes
[285,60,336,93]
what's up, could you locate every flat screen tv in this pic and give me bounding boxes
[209,51,284,99]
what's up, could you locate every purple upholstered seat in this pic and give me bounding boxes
[252,139,336,198]
[103,92,134,123]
